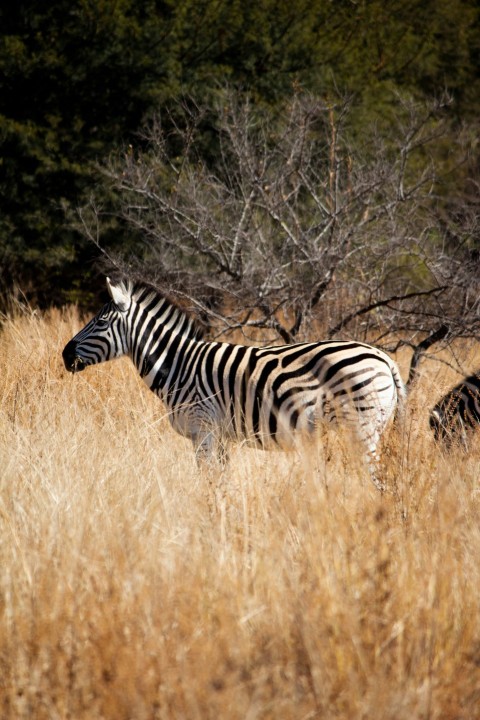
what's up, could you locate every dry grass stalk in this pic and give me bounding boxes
[0,308,479,719]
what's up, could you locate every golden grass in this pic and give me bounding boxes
[1,307,480,719]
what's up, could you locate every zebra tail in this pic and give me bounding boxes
[392,363,407,423]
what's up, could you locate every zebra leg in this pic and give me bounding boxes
[362,428,387,492]
[192,431,229,468]
[192,431,215,464]
[314,399,387,490]
[192,431,230,516]
[367,454,386,492]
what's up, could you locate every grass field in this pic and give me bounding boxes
[1,306,479,719]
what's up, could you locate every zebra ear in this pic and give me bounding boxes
[106,277,130,312]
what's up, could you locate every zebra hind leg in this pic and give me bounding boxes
[367,454,387,492]
[363,429,387,492]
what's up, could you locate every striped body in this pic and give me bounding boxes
[430,373,480,446]
[63,278,406,476]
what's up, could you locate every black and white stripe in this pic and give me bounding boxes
[63,277,406,479]
[430,373,480,446]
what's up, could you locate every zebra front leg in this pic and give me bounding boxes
[192,432,229,516]
[192,432,229,468]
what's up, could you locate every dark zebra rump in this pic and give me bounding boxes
[430,372,480,443]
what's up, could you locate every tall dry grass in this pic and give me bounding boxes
[0,306,479,720]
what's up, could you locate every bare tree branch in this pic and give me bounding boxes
[74,88,479,380]
[328,286,449,338]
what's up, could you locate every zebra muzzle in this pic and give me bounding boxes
[72,357,86,373]
[62,341,86,373]
[64,356,86,374]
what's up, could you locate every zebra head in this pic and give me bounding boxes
[63,278,132,373]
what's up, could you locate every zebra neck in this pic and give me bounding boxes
[133,328,196,398]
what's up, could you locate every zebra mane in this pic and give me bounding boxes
[117,277,204,341]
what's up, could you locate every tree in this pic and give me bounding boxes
[79,89,480,382]
[1,0,479,308]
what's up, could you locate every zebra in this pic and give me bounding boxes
[62,277,406,485]
[429,372,480,447]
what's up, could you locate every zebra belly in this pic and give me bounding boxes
[235,381,396,451]
[163,363,397,454]
[226,388,333,450]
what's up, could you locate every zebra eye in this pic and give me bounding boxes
[96,316,110,329]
